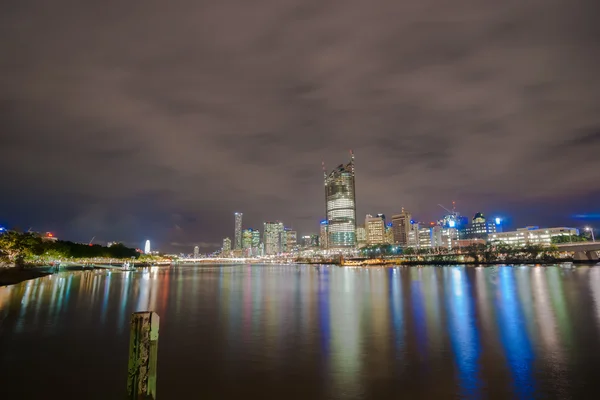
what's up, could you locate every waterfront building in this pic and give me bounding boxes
[222,237,232,255]
[319,220,329,249]
[242,229,253,249]
[356,225,367,248]
[415,225,459,249]
[310,234,320,248]
[324,153,357,248]
[264,221,284,255]
[251,229,261,256]
[242,229,254,256]
[391,209,412,245]
[365,214,386,245]
[193,246,199,258]
[234,212,243,250]
[286,230,297,252]
[407,222,420,248]
[144,240,151,254]
[460,212,501,239]
[301,235,312,248]
[488,226,578,246]
[385,223,394,244]
[418,227,432,248]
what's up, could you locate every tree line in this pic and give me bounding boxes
[0,231,139,266]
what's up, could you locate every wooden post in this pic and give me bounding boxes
[127,312,159,399]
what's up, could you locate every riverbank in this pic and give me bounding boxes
[0,266,52,287]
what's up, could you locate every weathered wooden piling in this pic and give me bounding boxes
[127,312,159,400]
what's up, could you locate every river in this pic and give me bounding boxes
[1,264,600,399]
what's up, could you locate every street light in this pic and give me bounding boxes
[586,227,595,242]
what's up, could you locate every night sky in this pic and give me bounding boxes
[1,1,599,252]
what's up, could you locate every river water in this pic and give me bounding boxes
[1,264,600,399]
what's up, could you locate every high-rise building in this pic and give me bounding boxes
[234,212,243,250]
[392,209,412,245]
[279,229,288,253]
[310,234,320,247]
[365,214,385,245]
[222,237,232,254]
[324,153,357,248]
[242,229,253,248]
[251,229,261,256]
[408,222,420,247]
[385,223,394,244]
[301,235,312,248]
[193,246,199,258]
[319,220,329,249]
[144,240,151,254]
[264,221,284,255]
[356,225,367,248]
[286,230,297,252]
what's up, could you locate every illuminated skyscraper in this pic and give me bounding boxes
[356,225,367,247]
[264,221,284,255]
[222,237,232,255]
[365,214,385,245]
[286,230,297,252]
[242,229,251,248]
[193,246,199,258]
[234,212,243,250]
[251,229,261,256]
[144,240,151,254]
[324,153,357,248]
[319,220,329,249]
[392,209,412,245]
[385,223,394,244]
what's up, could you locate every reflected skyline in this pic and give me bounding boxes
[1,265,600,398]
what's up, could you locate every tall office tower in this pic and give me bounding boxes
[144,240,151,254]
[365,214,386,245]
[356,225,367,248]
[319,220,329,249]
[193,246,199,258]
[222,237,232,254]
[279,229,288,253]
[286,230,297,252]
[301,235,312,248]
[324,152,357,248]
[242,229,253,252]
[408,222,420,248]
[264,221,284,255]
[310,234,320,247]
[251,229,261,256]
[385,223,394,244]
[392,209,412,245]
[234,212,243,250]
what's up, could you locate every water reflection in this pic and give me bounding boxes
[1,265,600,399]
[445,268,480,397]
[495,267,535,398]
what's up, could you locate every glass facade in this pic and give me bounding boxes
[234,212,243,250]
[324,154,357,248]
[263,221,284,255]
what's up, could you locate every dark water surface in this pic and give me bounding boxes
[1,265,600,399]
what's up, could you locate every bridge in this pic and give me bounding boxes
[556,242,600,262]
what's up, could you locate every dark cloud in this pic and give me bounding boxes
[1,0,599,251]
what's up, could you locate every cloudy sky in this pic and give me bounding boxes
[1,0,599,252]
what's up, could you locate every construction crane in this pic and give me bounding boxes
[438,202,457,216]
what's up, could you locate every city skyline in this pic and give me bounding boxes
[1,1,599,252]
